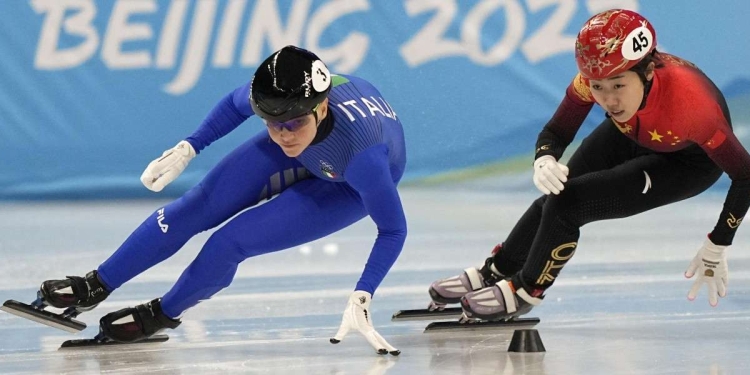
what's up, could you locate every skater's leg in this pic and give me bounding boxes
[518,148,722,292]
[99,179,368,341]
[97,132,306,291]
[430,120,641,307]
[494,119,648,274]
[461,146,721,321]
[495,196,546,275]
[37,132,305,312]
[159,178,367,318]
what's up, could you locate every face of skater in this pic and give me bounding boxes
[588,62,655,122]
[265,98,329,157]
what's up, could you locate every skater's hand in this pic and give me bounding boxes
[140,140,196,192]
[330,291,400,356]
[533,155,569,195]
[685,237,728,306]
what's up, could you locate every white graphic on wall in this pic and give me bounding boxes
[31,0,370,95]
[30,0,638,95]
[399,0,639,66]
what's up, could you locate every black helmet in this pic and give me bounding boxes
[250,45,332,122]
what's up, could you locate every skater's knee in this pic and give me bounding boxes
[157,186,219,233]
[202,231,248,264]
[532,195,546,209]
[543,190,586,227]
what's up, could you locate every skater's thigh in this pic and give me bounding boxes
[187,131,308,225]
[552,152,721,225]
[566,119,641,178]
[211,178,368,257]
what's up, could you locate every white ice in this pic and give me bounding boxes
[1,183,749,374]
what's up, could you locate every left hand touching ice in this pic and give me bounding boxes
[685,237,728,306]
[330,291,400,356]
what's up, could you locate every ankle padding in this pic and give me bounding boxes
[464,268,484,290]
[496,280,518,314]
[516,288,543,306]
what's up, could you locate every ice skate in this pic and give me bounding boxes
[98,298,180,343]
[428,255,506,310]
[392,245,508,322]
[61,298,179,349]
[460,278,543,322]
[409,278,545,332]
[1,270,110,333]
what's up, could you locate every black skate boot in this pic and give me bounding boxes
[40,270,110,310]
[1,270,110,333]
[99,298,181,343]
[428,248,507,310]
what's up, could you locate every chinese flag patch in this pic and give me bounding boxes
[703,129,727,150]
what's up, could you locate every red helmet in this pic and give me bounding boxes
[575,9,656,80]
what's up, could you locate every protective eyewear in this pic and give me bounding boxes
[264,104,320,132]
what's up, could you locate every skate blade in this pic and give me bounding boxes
[1,300,85,333]
[391,307,463,321]
[424,317,540,332]
[59,334,169,349]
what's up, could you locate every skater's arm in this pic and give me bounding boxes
[535,75,594,160]
[344,144,406,295]
[141,82,254,191]
[185,81,255,153]
[683,115,750,306]
[693,122,750,246]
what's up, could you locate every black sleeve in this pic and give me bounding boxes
[535,86,594,160]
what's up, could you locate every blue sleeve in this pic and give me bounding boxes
[185,81,255,153]
[344,144,407,295]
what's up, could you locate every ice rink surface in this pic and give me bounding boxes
[1,183,750,374]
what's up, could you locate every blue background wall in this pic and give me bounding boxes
[1,0,748,199]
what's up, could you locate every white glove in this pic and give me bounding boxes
[533,155,569,195]
[330,291,400,356]
[685,237,728,306]
[140,140,196,192]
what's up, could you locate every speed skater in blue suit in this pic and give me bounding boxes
[36,46,406,355]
